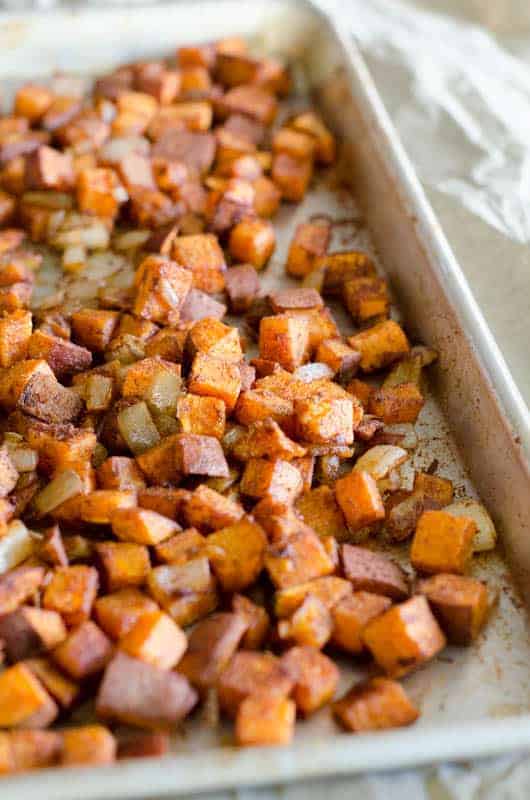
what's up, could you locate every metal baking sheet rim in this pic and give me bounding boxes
[0,0,528,796]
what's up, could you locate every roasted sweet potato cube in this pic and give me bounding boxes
[217,651,293,717]
[188,353,241,412]
[138,486,190,519]
[8,729,62,771]
[52,621,112,680]
[369,383,424,425]
[177,43,216,69]
[174,433,229,477]
[231,594,270,650]
[295,485,347,541]
[235,389,293,430]
[272,127,315,161]
[251,174,280,217]
[61,725,116,766]
[25,657,79,709]
[265,526,335,590]
[286,222,330,278]
[153,528,206,565]
[172,233,226,294]
[232,418,305,462]
[176,393,226,439]
[225,263,259,313]
[0,663,58,728]
[259,314,309,372]
[0,191,15,226]
[334,677,419,732]
[25,145,74,192]
[24,421,96,476]
[144,328,183,361]
[178,612,248,690]
[348,320,410,373]
[281,646,339,715]
[218,85,277,124]
[331,592,392,654]
[0,310,32,368]
[278,594,332,649]
[205,516,267,592]
[71,309,120,352]
[274,576,352,618]
[43,565,98,627]
[417,573,490,645]
[97,652,197,729]
[0,607,67,663]
[78,490,136,524]
[117,730,169,760]
[346,378,373,410]
[362,595,446,677]
[413,472,454,507]
[179,287,227,323]
[290,111,336,165]
[411,510,476,575]
[185,317,242,364]
[119,610,187,669]
[111,507,179,545]
[0,359,82,424]
[94,589,158,642]
[316,338,360,381]
[179,64,212,95]
[341,544,409,600]
[293,395,355,446]
[335,470,385,532]
[184,484,243,532]
[27,330,92,380]
[95,541,150,592]
[272,151,313,202]
[228,219,275,269]
[0,732,11,773]
[133,255,193,325]
[136,63,180,105]
[344,276,389,322]
[0,566,45,616]
[97,456,146,491]
[14,84,54,122]
[235,692,295,746]
[37,525,67,568]
[116,152,156,191]
[147,557,218,627]
[317,251,377,295]
[77,167,122,218]
[135,434,182,484]
[240,457,302,504]
[0,445,17,498]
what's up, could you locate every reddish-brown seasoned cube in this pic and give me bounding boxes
[94,589,158,641]
[291,111,336,165]
[205,516,267,592]
[0,607,67,663]
[111,507,179,545]
[25,658,79,709]
[296,485,347,541]
[318,251,377,295]
[24,421,96,476]
[0,566,45,616]
[8,729,62,772]
[413,472,454,507]
[218,85,278,125]
[294,396,355,445]
[225,264,259,313]
[334,677,419,732]
[176,433,229,477]
[27,330,92,380]
[154,528,206,565]
[96,542,150,592]
[368,383,425,425]
[61,725,116,766]
[25,145,74,191]
[185,317,242,363]
[188,353,241,412]
[37,522,66,566]
[217,651,293,717]
[348,320,410,373]
[172,233,226,294]
[228,219,275,269]
[344,276,390,322]
[411,510,476,575]
[0,446,17,498]
[152,129,215,177]
[117,731,169,760]
[235,389,293,429]
[272,152,313,202]
[14,84,54,122]
[97,457,146,492]
[240,457,303,504]
[77,167,122,218]
[0,359,82,424]
[265,525,335,590]
[0,663,58,728]
[133,255,193,325]
[97,652,197,729]
[286,222,330,278]
[341,544,409,600]
[138,487,190,520]
[176,393,226,439]
[137,64,180,105]
[417,573,490,645]
[278,594,332,649]
[52,620,113,680]
[362,595,446,677]
[316,338,360,380]
[232,594,270,650]
[0,310,32,368]
[235,693,295,746]
[281,646,339,715]
[259,314,309,372]
[331,592,392,654]
[274,576,353,618]
[179,287,227,323]
[335,470,385,532]
[43,565,98,627]
[178,612,248,690]
[78,490,136,525]
[269,287,323,314]
[116,151,156,191]
[147,557,218,627]
[272,127,315,161]
[119,610,187,669]
[232,418,305,461]
[184,484,243,531]
[71,309,120,352]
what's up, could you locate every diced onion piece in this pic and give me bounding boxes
[206,467,240,493]
[93,443,108,469]
[154,413,180,437]
[383,424,418,450]
[117,401,161,455]
[23,191,74,210]
[354,445,408,481]
[85,374,113,412]
[410,345,438,367]
[62,244,87,274]
[8,447,38,473]
[146,371,183,415]
[302,265,326,293]
[377,468,402,494]
[0,521,38,574]
[113,229,151,251]
[80,222,111,250]
[34,470,83,516]
[159,278,181,309]
[383,355,423,388]
[445,499,497,552]
[294,362,334,382]
[99,136,150,165]
[114,185,129,204]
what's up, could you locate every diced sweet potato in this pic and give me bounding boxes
[14,85,54,123]
[235,388,293,429]
[205,516,267,592]
[341,544,409,600]
[184,484,243,531]
[240,457,302,504]
[147,557,218,627]
[61,725,116,766]
[133,254,193,325]
[52,620,113,680]
[0,359,82,424]
[0,445,17,498]
[27,330,92,380]
[265,525,335,589]
[71,309,120,352]
[153,528,206,565]
[138,486,190,519]
[25,145,74,191]
[290,111,336,165]
[218,85,277,125]
[317,251,377,295]
[413,472,454,507]
[228,219,275,269]
[368,383,424,425]
[232,418,305,462]
[176,393,226,439]
[78,490,136,525]
[43,565,98,627]
[95,589,158,641]
[152,130,216,177]
[274,576,352,618]
[217,651,293,717]
[0,566,44,616]
[281,646,339,715]
[231,594,270,650]
[331,592,392,654]
[119,610,187,669]
[96,541,150,592]
[111,507,179,545]
[77,167,122,218]
[0,663,58,728]
[178,612,248,690]
[172,233,226,294]
[278,594,332,649]
[295,485,347,541]
[334,677,419,732]
[225,263,259,314]
[97,652,197,729]
[286,222,330,278]
[313,339,359,382]
[188,353,241,412]
[118,730,169,760]
[259,314,309,372]
[417,573,490,645]
[7,729,61,772]
[185,317,242,363]
[0,310,32,368]
[272,127,315,161]
[294,396,355,446]
[179,287,227,323]
[272,152,313,202]
[235,692,295,746]
[344,276,389,322]
[348,320,410,373]
[24,421,96,476]
[362,595,446,677]
[0,607,67,663]
[25,658,79,709]
[411,510,476,575]
[97,456,146,491]
[335,470,385,532]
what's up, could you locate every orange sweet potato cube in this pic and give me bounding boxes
[315,338,360,380]
[25,421,96,476]
[411,510,476,575]
[333,677,419,732]
[346,378,373,409]
[135,434,182,484]
[27,329,92,380]
[296,485,347,541]
[344,276,390,322]
[253,175,281,217]
[205,516,267,592]
[232,418,305,461]
[217,651,293,717]
[278,594,332,649]
[25,657,79,709]
[228,219,275,269]
[117,730,169,760]
[43,565,98,627]
[178,612,248,690]
[79,490,137,525]
[111,507,179,545]
[0,310,32,368]
[25,144,74,191]
[348,320,410,373]
[52,620,113,680]
[294,396,355,445]
[97,456,146,491]
[286,222,330,278]
[176,393,226,439]
[274,576,352,618]
[413,472,454,507]
[272,152,313,202]
[0,606,67,662]
[77,167,122,218]
[185,317,242,363]
[153,528,206,565]
[331,592,392,654]
[71,308,120,352]
[341,544,409,600]
[259,314,309,372]
[61,725,116,766]
[265,526,335,590]
[188,353,241,412]
[235,389,293,429]
[147,557,218,627]
[335,470,385,532]
[184,484,243,532]
[317,251,377,295]
[133,255,193,325]
[0,663,57,728]
[172,233,226,293]
[0,359,82,424]
[9,729,62,772]
[240,457,303,504]
[281,646,339,715]
[362,595,446,677]
[369,383,425,424]
[119,610,187,670]
[272,127,315,161]
[417,573,490,645]
[14,84,54,123]
[94,589,158,641]
[138,487,190,519]
[235,693,295,746]
[291,111,336,165]
[218,85,278,125]
[0,566,45,616]
[96,541,150,592]
[232,594,270,650]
